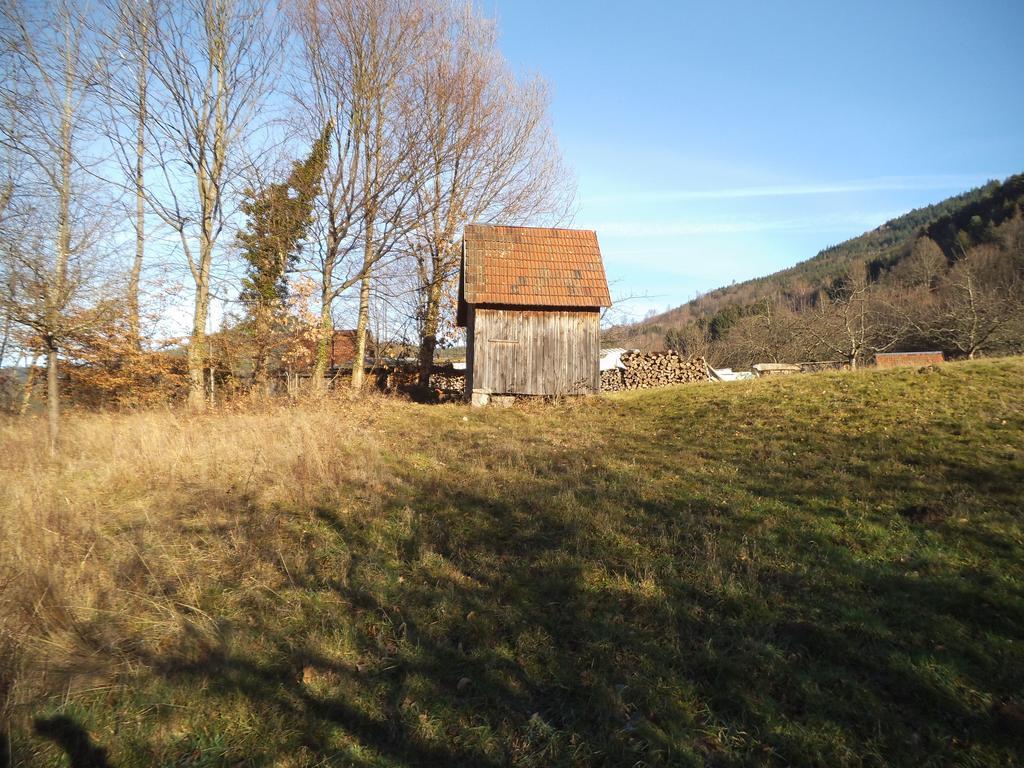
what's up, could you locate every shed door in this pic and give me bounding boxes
[487,320,520,393]
[477,310,521,394]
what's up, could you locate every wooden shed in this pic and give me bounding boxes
[457,224,612,404]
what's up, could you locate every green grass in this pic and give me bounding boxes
[7,359,1024,767]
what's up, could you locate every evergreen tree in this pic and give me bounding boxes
[238,123,331,391]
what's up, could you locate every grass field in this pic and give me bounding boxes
[2,359,1023,767]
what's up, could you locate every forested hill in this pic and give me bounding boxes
[612,173,1024,349]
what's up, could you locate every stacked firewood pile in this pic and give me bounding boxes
[600,368,626,391]
[601,351,710,391]
[376,365,418,392]
[429,367,465,394]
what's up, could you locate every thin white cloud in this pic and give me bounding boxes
[596,210,900,238]
[586,174,992,205]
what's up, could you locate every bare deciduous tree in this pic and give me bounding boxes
[803,270,907,369]
[0,173,12,367]
[290,0,365,386]
[890,236,947,291]
[925,243,1024,359]
[665,319,713,361]
[291,0,428,390]
[402,2,573,387]
[0,0,114,450]
[724,298,810,366]
[145,0,280,409]
[101,0,154,349]
[339,0,426,389]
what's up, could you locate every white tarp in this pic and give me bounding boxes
[710,366,755,381]
[600,348,632,371]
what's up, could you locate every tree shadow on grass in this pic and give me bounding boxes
[132,427,1024,764]
[107,489,589,766]
[14,391,1024,766]
[33,716,111,768]
[153,647,489,767]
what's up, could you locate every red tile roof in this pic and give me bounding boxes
[461,224,612,309]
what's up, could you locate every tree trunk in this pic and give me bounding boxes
[186,9,226,410]
[187,273,209,410]
[417,277,443,388]
[128,22,147,350]
[351,269,372,390]
[251,307,270,396]
[45,41,73,451]
[311,288,333,388]
[46,343,59,454]
[19,359,38,416]
[128,194,144,349]
[0,306,10,365]
[351,228,374,391]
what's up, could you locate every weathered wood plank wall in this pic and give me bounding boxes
[466,306,476,393]
[468,307,600,396]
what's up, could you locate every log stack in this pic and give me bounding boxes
[602,350,710,391]
[600,368,626,391]
[422,352,710,397]
[430,369,465,394]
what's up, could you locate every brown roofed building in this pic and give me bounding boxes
[457,224,612,403]
[328,330,360,367]
[292,329,369,372]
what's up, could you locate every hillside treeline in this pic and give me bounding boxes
[0,0,571,447]
[619,175,1024,368]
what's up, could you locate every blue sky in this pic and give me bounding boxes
[487,0,1024,319]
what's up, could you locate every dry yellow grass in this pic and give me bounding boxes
[2,361,1023,766]
[0,395,397,724]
